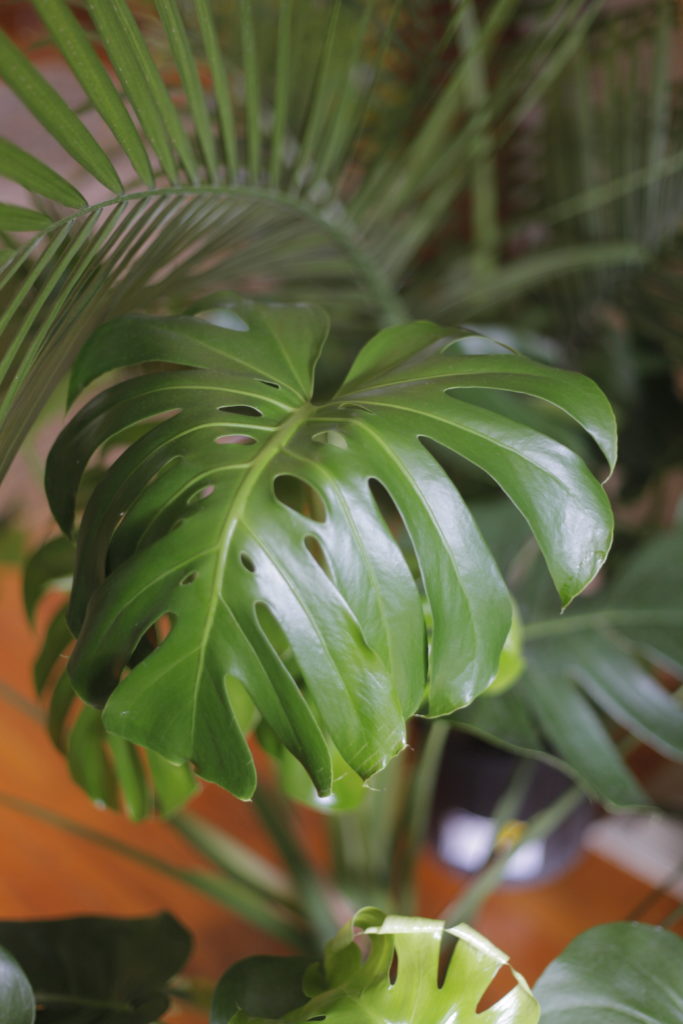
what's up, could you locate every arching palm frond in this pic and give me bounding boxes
[0,0,648,479]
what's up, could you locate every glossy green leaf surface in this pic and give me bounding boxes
[212,955,314,1023]
[46,302,614,798]
[0,913,190,1024]
[0,948,34,1024]
[534,922,683,1023]
[25,540,197,820]
[454,525,683,810]
[214,907,539,1023]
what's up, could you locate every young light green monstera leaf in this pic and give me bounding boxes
[213,907,540,1023]
[47,299,616,798]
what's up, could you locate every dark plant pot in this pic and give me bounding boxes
[431,733,595,883]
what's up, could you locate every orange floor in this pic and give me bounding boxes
[0,566,680,1021]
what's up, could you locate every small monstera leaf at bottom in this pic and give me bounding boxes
[212,907,540,1024]
[534,922,683,1023]
[0,913,190,1024]
[46,299,615,798]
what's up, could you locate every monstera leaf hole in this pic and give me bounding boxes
[367,478,417,555]
[274,475,328,523]
[304,536,330,577]
[188,483,216,504]
[215,434,257,445]
[475,962,519,1012]
[219,405,264,418]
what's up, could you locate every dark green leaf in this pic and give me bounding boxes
[26,545,196,817]
[0,948,35,1024]
[68,705,119,810]
[534,922,683,1023]
[523,652,648,809]
[0,913,190,1024]
[454,525,683,810]
[23,537,74,621]
[47,302,613,798]
[34,606,72,695]
[211,955,313,1023]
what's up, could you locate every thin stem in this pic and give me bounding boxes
[0,678,44,723]
[490,758,536,840]
[524,608,681,640]
[627,856,683,922]
[441,786,585,926]
[395,720,450,913]
[252,785,339,951]
[658,902,683,930]
[0,791,312,951]
[170,812,299,910]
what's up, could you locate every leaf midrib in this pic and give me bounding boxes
[190,401,314,747]
[285,443,407,695]
[4,183,406,324]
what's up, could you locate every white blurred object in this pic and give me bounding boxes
[436,809,546,881]
[584,814,683,899]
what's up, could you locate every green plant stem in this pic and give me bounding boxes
[0,678,44,723]
[627,856,683,923]
[524,607,681,640]
[441,785,585,926]
[252,785,339,951]
[170,811,299,909]
[490,757,536,839]
[0,791,313,951]
[395,720,450,913]
[658,902,683,930]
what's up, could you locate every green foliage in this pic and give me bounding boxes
[213,907,540,1023]
[2,0,675,480]
[534,922,683,1023]
[0,948,34,1024]
[454,522,683,809]
[24,541,198,820]
[46,300,615,797]
[0,913,190,1023]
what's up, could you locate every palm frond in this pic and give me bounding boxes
[2,0,681,479]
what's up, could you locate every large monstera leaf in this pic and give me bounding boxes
[212,907,540,1023]
[47,300,616,797]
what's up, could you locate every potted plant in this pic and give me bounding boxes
[0,2,681,1021]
